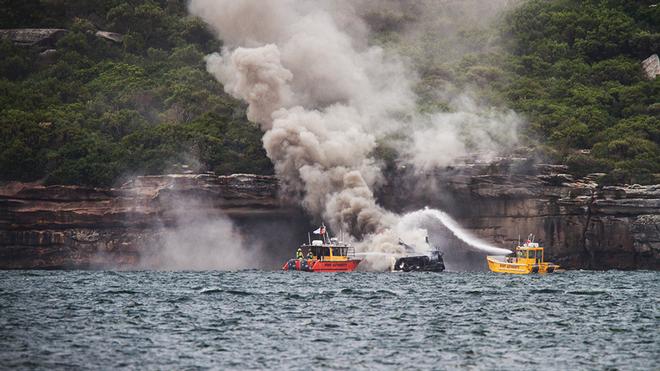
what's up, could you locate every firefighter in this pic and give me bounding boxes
[296,247,304,260]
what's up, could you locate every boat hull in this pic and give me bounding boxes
[487,256,559,274]
[393,255,445,272]
[282,259,361,272]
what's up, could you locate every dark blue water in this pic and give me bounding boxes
[1,270,658,370]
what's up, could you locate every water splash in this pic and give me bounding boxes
[399,207,511,256]
[354,207,510,271]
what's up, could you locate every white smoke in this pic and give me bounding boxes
[190,0,415,238]
[188,0,518,267]
[206,45,294,127]
[401,208,511,256]
[147,212,258,271]
[402,95,522,171]
[355,207,511,270]
[129,182,263,270]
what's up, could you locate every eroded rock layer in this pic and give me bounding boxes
[0,174,306,269]
[1,166,658,270]
[380,160,660,270]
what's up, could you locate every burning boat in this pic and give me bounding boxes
[282,225,361,272]
[392,237,445,272]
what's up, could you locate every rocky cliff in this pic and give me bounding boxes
[379,160,660,270]
[0,174,307,269]
[1,166,658,270]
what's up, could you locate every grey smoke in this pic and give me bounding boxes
[402,95,522,171]
[191,0,412,238]
[137,194,262,271]
[189,0,521,266]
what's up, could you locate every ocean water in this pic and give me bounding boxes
[0,270,658,370]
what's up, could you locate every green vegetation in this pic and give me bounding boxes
[500,0,660,184]
[387,0,659,185]
[0,0,658,186]
[0,0,272,186]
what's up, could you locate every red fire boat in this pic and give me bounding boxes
[282,225,361,272]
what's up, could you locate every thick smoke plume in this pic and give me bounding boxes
[191,0,412,238]
[189,0,518,267]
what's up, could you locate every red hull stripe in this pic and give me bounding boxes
[311,260,360,272]
[282,259,361,272]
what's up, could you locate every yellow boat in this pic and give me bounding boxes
[487,238,560,274]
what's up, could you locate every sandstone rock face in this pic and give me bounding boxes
[641,54,660,80]
[1,168,658,270]
[0,28,67,46]
[379,160,660,270]
[94,31,123,43]
[0,28,124,48]
[0,174,307,269]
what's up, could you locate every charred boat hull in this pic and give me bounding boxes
[393,255,445,272]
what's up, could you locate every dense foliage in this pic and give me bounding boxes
[0,0,272,186]
[0,0,658,186]
[373,0,659,185]
[500,0,660,184]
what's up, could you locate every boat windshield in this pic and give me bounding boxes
[527,249,543,262]
[309,245,349,258]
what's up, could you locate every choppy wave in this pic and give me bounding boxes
[0,270,657,370]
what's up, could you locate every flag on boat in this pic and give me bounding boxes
[313,226,326,235]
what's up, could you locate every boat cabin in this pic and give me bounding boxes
[512,246,545,264]
[303,239,355,262]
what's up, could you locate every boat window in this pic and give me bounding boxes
[314,246,330,257]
